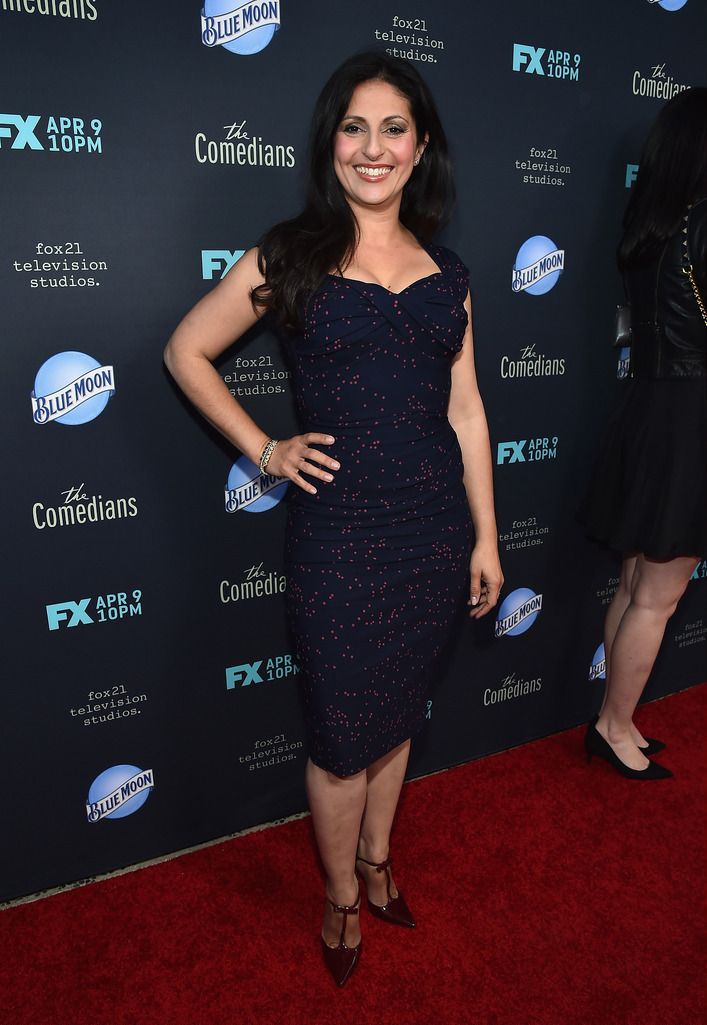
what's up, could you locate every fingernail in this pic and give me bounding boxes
[326,436,335,443]
[471,596,479,606]
[324,474,333,482]
[332,461,340,469]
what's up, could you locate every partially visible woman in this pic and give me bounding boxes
[580,86,707,779]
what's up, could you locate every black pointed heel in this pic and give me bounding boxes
[584,721,672,780]
[355,854,416,928]
[638,737,667,756]
[589,714,666,758]
[320,889,362,987]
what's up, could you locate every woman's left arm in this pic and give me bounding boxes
[447,292,504,618]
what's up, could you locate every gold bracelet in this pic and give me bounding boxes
[258,438,279,474]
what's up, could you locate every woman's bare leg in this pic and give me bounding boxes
[596,554,698,769]
[602,556,637,677]
[307,737,413,945]
[600,556,648,746]
[305,758,367,947]
[357,739,411,905]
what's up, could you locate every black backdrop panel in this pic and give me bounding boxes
[1,0,705,901]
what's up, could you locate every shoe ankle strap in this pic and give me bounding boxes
[326,892,359,947]
[328,900,359,915]
[326,893,360,915]
[356,854,392,873]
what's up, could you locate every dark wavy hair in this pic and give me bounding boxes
[618,86,707,270]
[252,51,454,330]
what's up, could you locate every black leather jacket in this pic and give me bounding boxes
[626,197,707,379]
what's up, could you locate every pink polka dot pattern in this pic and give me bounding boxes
[285,243,474,777]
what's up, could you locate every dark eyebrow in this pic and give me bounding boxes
[341,114,410,124]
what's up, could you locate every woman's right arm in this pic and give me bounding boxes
[163,247,339,493]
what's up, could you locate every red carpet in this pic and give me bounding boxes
[2,685,705,1025]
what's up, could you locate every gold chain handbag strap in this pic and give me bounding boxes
[685,265,707,328]
[681,209,707,329]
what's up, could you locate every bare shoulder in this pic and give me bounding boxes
[202,245,269,327]
[218,246,266,292]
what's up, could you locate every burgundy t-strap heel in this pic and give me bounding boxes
[356,854,416,928]
[320,890,362,987]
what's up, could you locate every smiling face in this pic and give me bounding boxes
[333,78,426,215]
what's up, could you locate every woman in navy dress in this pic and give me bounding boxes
[165,52,502,985]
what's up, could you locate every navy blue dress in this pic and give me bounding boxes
[285,243,474,776]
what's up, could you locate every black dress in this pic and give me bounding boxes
[580,200,707,559]
[284,244,473,776]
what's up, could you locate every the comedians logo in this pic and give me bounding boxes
[225,654,299,689]
[484,672,542,706]
[496,437,558,465]
[195,118,295,168]
[31,351,115,426]
[225,456,288,513]
[495,588,543,638]
[632,62,689,99]
[1,1,98,19]
[202,248,245,279]
[32,483,138,530]
[0,113,102,154]
[200,0,280,55]
[512,236,564,295]
[512,43,581,81]
[500,343,565,379]
[589,643,607,681]
[46,590,142,631]
[220,563,287,603]
[86,764,154,823]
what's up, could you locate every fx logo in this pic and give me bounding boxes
[46,599,93,631]
[625,163,639,188]
[201,249,245,280]
[497,441,527,465]
[0,114,43,150]
[691,560,707,581]
[225,661,263,688]
[512,44,545,75]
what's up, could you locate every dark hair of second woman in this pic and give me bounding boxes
[618,85,707,270]
[252,51,455,330]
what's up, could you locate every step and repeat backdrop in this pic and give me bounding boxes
[2,0,705,902]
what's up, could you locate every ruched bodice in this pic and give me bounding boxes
[287,244,470,557]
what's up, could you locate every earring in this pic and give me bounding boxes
[414,156,420,166]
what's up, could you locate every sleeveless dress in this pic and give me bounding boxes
[284,243,474,776]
